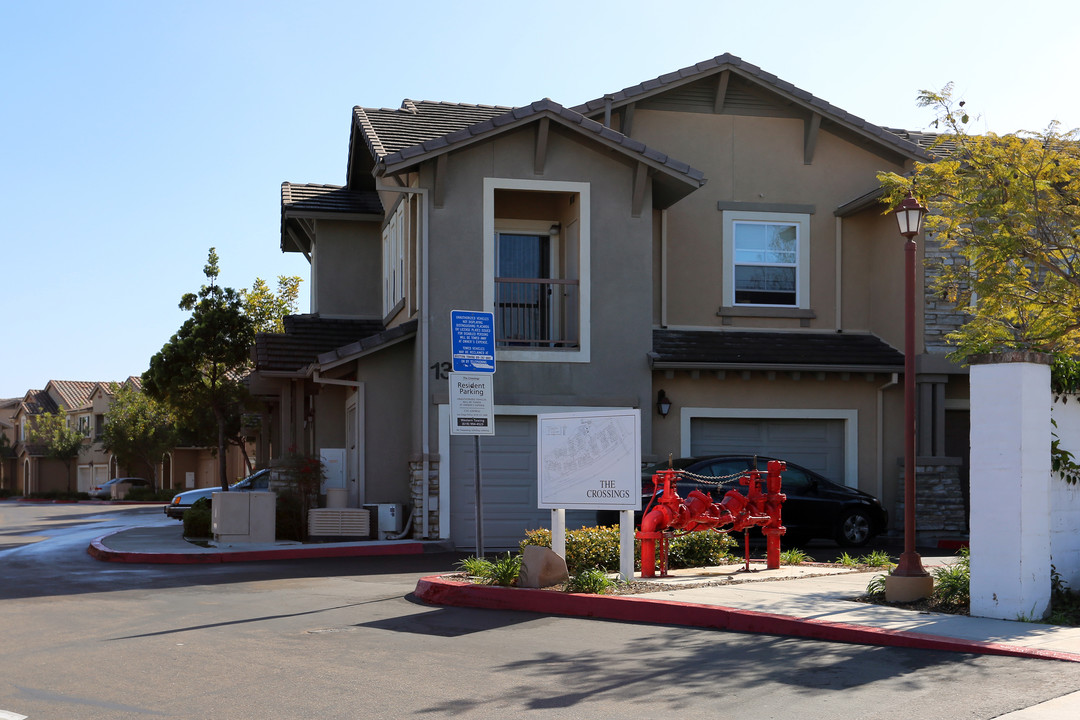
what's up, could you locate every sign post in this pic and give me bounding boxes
[450,311,496,557]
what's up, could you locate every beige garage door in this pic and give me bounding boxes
[449,416,594,551]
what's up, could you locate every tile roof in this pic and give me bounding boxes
[368,98,706,191]
[47,380,98,410]
[572,53,932,163]
[20,389,58,415]
[354,100,515,161]
[254,315,387,374]
[651,329,904,370]
[316,319,418,368]
[281,183,383,215]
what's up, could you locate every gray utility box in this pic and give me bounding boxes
[365,503,405,540]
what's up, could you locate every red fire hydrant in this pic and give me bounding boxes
[636,460,787,577]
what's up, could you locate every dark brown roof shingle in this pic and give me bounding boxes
[651,329,904,370]
[254,315,386,374]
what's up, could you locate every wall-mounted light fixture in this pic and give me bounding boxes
[656,390,672,418]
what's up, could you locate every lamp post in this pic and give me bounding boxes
[886,192,933,601]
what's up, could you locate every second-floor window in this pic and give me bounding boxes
[77,415,91,437]
[484,178,591,363]
[723,211,810,310]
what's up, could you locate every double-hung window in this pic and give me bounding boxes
[722,211,810,309]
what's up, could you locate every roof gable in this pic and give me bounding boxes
[573,53,931,164]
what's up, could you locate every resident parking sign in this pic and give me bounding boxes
[451,310,495,373]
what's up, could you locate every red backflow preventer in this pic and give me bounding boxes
[636,460,787,577]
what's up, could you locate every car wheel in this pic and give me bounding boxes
[836,509,873,547]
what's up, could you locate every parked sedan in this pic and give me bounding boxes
[602,455,887,546]
[88,477,150,500]
[164,469,273,520]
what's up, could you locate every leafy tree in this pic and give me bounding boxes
[241,275,302,334]
[878,84,1080,358]
[101,384,176,490]
[143,248,255,491]
[27,410,85,493]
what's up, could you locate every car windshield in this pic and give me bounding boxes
[229,470,268,489]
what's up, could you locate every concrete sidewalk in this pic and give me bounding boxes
[88,523,451,563]
[89,525,1080,672]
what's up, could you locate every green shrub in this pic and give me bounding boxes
[565,568,616,594]
[866,573,887,598]
[667,530,737,568]
[486,553,521,586]
[183,497,212,538]
[780,547,813,565]
[835,552,858,567]
[456,556,494,578]
[28,491,86,501]
[932,547,970,608]
[521,525,736,574]
[0,488,13,499]
[521,526,624,575]
[859,550,895,568]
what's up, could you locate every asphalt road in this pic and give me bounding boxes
[1,502,1078,719]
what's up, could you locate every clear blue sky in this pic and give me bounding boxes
[3,0,1077,399]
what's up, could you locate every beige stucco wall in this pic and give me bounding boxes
[312,219,382,317]
[633,110,909,335]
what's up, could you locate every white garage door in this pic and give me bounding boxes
[689,417,845,483]
[449,416,595,551]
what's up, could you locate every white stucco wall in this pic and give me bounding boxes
[1051,395,1080,590]
[969,357,1051,620]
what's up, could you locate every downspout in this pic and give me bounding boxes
[877,372,899,504]
[376,183,431,539]
[835,216,843,329]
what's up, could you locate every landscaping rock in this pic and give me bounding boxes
[518,545,569,588]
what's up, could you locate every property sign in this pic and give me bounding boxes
[536,409,641,509]
[451,310,495,373]
[449,373,494,436]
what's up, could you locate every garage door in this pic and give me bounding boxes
[449,416,595,551]
[690,417,845,483]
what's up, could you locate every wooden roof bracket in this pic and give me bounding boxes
[621,102,635,136]
[534,117,550,175]
[713,70,731,114]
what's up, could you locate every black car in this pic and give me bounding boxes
[602,455,887,547]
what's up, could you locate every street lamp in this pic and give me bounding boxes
[886,191,933,602]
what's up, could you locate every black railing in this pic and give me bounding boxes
[495,278,579,348]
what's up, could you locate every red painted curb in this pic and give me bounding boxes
[414,575,1080,664]
[88,532,425,564]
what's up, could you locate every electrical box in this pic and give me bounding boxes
[375,503,405,539]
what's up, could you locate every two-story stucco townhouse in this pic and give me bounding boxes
[248,54,970,550]
[8,378,254,495]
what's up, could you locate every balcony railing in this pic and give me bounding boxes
[495,277,579,348]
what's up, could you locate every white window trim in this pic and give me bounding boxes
[723,211,810,310]
[483,178,590,363]
[679,407,858,488]
[383,201,407,318]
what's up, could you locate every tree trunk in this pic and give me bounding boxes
[215,408,229,492]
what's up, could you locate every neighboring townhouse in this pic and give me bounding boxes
[250,53,970,550]
[8,378,253,495]
[0,397,18,490]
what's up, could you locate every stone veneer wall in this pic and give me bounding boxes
[922,233,969,354]
[409,456,440,540]
[896,460,966,538]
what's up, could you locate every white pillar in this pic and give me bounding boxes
[969,352,1051,620]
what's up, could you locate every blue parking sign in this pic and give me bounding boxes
[451,310,495,373]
